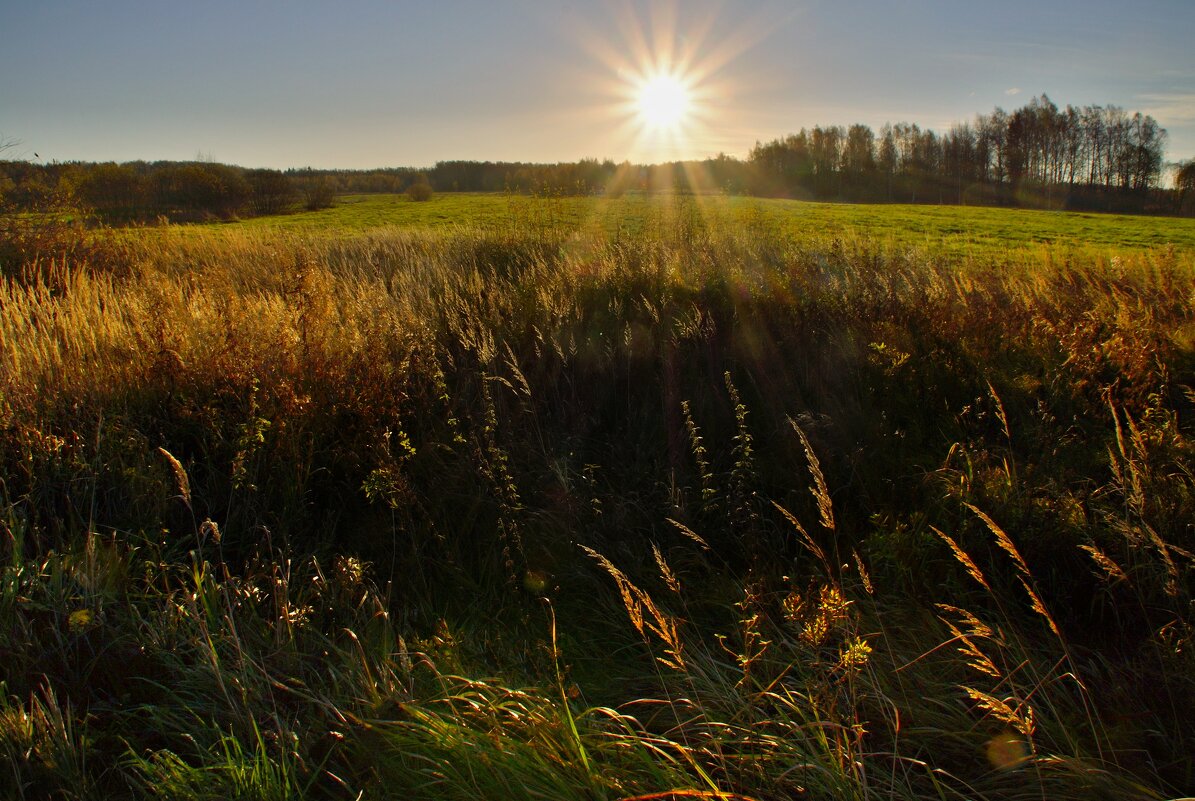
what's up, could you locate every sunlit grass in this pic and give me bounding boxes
[1,204,1193,798]
[214,192,1195,259]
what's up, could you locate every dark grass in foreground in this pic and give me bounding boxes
[1,211,1194,799]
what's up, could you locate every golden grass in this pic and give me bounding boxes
[1,212,1193,798]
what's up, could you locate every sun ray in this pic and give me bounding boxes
[561,1,786,166]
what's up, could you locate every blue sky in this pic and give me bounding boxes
[2,0,1193,169]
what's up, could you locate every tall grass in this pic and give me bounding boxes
[1,206,1192,798]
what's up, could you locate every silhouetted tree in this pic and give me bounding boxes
[77,163,145,221]
[302,177,336,210]
[150,163,249,219]
[1175,161,1195,215]
[246,168,297,215]
[841,124,876,197]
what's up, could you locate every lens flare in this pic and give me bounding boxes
[565,1,783,165]
[635,72,693,133]
[986,732,1030,769]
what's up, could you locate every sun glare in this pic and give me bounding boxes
[575,1,778,163]
[635,73,692,132]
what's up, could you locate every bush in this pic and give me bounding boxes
[406,181,433,202]
[246,168,298,216]
[77,163,146,222]
[0,178,94,278]
[149,163,250,220]
[303,178,337,211]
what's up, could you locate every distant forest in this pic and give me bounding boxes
[4,95,1194,221]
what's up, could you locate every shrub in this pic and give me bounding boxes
[406,181,433,202]
[246,168,298,215]
[0,178,93,278]
[303,178,336,211]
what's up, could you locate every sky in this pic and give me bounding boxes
[2,0,1194,170]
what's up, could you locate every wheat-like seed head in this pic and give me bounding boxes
[580,545,685,668]
[158,447,191,509]
[936,605,1002,678]
[961,686,1035,737]
[790,418,835,532]
[772,501,827,566]
[932,526,991,591]
[935,604,996,640]
[852,549,874,595]
[198,519,221,544]
[1019,576,1063,639]
[652,543,682,594]
[967,504,1029,575]
[666,517,710,551]
[1078,543,1129,584]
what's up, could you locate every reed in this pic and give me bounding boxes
[1,201,1192,798]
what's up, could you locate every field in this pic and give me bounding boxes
[2,194,1195,800]
[231,192,1195,257]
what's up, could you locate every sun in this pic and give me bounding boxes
[635,72,693,133]
[577,1,778,162]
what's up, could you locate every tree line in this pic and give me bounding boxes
[0,157,619,222]
[747,95,1176,212]
[0,159,435,222]
[2,94,1192,221]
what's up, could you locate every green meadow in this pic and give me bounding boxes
[2,194,1194,799]
[230,191,1195,257]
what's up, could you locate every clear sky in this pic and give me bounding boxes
[2,0,1193,169]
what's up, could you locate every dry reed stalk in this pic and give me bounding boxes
[158,447,191,509]
[790,418,835,532]
[580,545,685,670]
[967,504,1063,639]
[932,526,991,591]
[1078,544,1129,584]
[772,501,827,567]
[666,518,711,551]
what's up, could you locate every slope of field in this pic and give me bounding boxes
[229,191,1195,257]
[3,200,1194,799]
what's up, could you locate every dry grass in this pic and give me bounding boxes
[1,209,1193,798]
